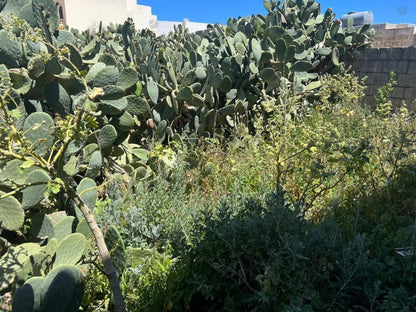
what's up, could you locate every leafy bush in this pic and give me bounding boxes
[169,188,416,311]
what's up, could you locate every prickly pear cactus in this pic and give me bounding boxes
[105,225,126,277]
[0,243,42,292]
[0,192,25,231]
[21,169,51,209]
[23,112,55,156]
[12,265,85,312]
[54,233,87,267]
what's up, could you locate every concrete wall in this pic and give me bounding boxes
[346,47,416,109]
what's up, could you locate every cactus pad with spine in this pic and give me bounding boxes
[104,225,126,277]
[76,177,98,211]
[85,150,102,179]
[30,213,54,241]
[0,192,25,231]
[0,243,42,292]
[21,169,51,209]
[116,67,139,90]
[53,216,76,242]
[126,95,151,117]
[12,265,85,312]
[44,81,72,116]
[54,233,87,267]
[98,124,118,149]
[23,112,54,156]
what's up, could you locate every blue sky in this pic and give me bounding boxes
[138,0,416,25]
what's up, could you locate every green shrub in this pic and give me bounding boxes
[169,188,416,311]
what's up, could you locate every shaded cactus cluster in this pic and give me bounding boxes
[0,212,89,311]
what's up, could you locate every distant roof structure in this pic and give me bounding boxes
[340,11,374,26]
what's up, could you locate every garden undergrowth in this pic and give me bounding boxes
[81,67,416,311]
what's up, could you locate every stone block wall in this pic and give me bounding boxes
[346,47,416,109]
[371,24,416,48]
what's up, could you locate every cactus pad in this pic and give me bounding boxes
[85,150,102,179]
[30,213,54,241]
[76,177,98,211]
[126,95,151,117]
[54,233,87,267]
[23,112,54,156]
[98,124,117,149]
[104,225,126,277]
[12,276,45,312]
[116,67,139,90]
[98,97,128,115]
[21,169,51,209]
[53,216,76,242]
[0,243,42,292]
[12,265,85,312]
[44,81,72,116]
[0,192,25,231]
[93,66,119,87]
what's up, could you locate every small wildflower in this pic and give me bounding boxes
[346,110,355,117]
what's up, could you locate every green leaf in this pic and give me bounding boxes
[20,159,36,169]
[0,243,42,292]
[104,226,126,277]
[23,112,55,156]
[135,81,142,97]
[85,150,102,178]
[98,97,128,115]
[113,111,135,131]
[251,38,262,62]
[44,81,72,116]
[30,213,54,241]
[263,0,272,12]
[63,156,78,176]
[259,68,277,82]
[181,70,197,87]
[85,62,107,85]
[56,30,76,46]
[305,80,322,91]
[195,67,207,80]
[235,42,246,55]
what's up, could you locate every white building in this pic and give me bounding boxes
[157,19,209,36]
[56,0,208,36]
